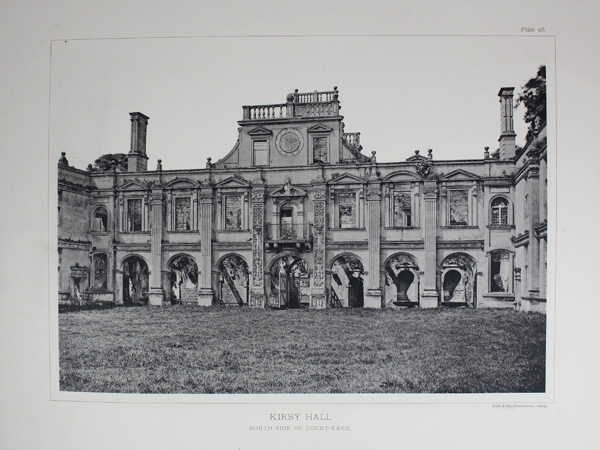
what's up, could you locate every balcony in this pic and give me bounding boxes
[265,223,312,252]
[241,88,340,122]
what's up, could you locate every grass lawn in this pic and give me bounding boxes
[59,306,546,394]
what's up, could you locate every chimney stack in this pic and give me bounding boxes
[498,87,516,159]
[128,112,149,172]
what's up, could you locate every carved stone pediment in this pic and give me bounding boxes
[329,172,366,185]
[307,124,333,133]
[269,178,308,198]
[164,177,200,189]
[214,176,251,189]
[248,126,273,136]
[440,169,480,181]
[118,179,150,191]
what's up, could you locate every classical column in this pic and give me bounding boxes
[310,188,327,309]
[365,184,382,308]
[249,189,266,307]
[197,188,214,306]
[421,181,439,308]
[147,188,165,305]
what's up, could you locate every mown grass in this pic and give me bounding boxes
[59,306,545,393]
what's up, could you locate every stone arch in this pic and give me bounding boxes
[167,254,198,304]
[383,253,420,306]
[329,253,364,308]
[217,254,250,306]
[268,254,309,308]
[440,253,477,306]
[121,255,149,305]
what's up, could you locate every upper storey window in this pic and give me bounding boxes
[313,137,328,163]
[253,140,268,166]
[174,197,192,231]
[449,190,469,226]
[224,195,243,230]
[491,197,509,225]
[126,198,143,232]
[338,192,357,228]
[393,192,412,227]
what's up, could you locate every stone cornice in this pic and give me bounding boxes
[512,231,530,247]
[381,240,424,249]
[437,240,484,250]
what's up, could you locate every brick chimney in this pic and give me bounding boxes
[128,112,149,172]
[498,87,516,159]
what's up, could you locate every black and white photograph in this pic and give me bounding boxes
[2,1,599,449]
[52,35,552,395]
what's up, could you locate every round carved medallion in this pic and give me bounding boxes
[275,128,304,156]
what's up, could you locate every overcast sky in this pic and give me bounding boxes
[50,35,553,171]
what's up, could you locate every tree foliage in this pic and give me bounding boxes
[516,65,546,143]
[90,153,128,172]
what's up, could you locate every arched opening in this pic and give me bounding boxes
[122,256,149,305]
[269,255,309,308]
[218,254,249,306]
[384,253,420,306]
[94,207,108,232]
[441,253,476,307]
[330,254,364,308]
[443,269,462,301]
[168,254,198,304]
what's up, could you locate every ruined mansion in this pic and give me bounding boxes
[57,86,547,312]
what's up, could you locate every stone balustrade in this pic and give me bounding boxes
[242,104,288,120]
[294,89,338,104]
[343,132,361,147]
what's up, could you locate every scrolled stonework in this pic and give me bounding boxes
[311,190,326,201]
[366,191,381,202]
[313,202,325,229]
[312,196,326,288]
[416,160,433,179]
[310,294,326,309]
[249,292,265,308]
[251,191,264,202]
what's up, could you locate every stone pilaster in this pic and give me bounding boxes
[148,188,165,305]
[527,157,540,295]
[249,189,266,307]
[365,184,382,308]
[198,188,214,306]
[421,181,439,308]
[310,188,327,309]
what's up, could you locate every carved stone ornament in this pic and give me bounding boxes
[366,191,381,202]
[251,191,265,202]
[416,160,433,179]
[275,128,304,156]
[310,294,326,308]
[313,202,325,228]
[311,190,326,201]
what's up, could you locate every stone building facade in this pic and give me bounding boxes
[57,87,547,312]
